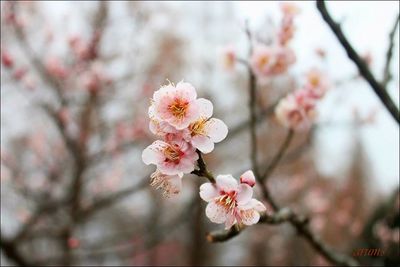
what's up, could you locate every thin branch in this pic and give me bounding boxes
[260,129,294,181]
[13,199,68,243]
[245,22,261,178]
[191,150,215,183]
[240,15,359,265]
[221,100,278,145]
[382,14,399,88]
[77,177,148,220]
[316,0,399,124]
[207,208,298,242]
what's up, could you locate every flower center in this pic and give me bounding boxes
[309,75,320,86]
[163,144,183,164]
[258,55,270,68]
[189,118,207,136]
[216,191,237,213]
[169,99,189,119]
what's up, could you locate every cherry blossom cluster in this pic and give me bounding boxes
[275,69,329,130]
[200,171,266,229]
[142,81,266,228]
[222,3,299,77]
[142,81,228,197]
[250,3,299,77]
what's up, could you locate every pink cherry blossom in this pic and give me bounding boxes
[151,81,204,130]
[45,56,69,79]
[304,69,329,99]
[142,138,198,177]
[275,90,316,131]
[149,98,227,153]
[200,173,266,229]
[250,45,296,77]
[269,46,296,75]
[148,104,180,137]
[240,170,256,187]
[150,169,182,197]
[250,45,276,77]
[186,98,228,153]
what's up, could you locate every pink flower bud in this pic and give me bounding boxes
[68,237,80,249]
[45,57,69,79]
[240,170,256,187]
[1,50,14,68]
[222,45,236,71]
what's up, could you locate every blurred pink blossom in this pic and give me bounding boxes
[1,49,14,68]
[250,45,295,77]
[222,45,236,71]
[45,56,69,79]
[275,89,316,131]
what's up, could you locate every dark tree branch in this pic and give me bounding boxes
[245,22,261,179]
[1,232,34,266]
[207,208,300,242]
[235,17,360,265]
[316,0,399,124]
[191,150,215,183]
[382,14,399,88]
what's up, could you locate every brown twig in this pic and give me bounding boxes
[206,208,298,242]
[214,17,359,265]
[382,14,399,88]
[260,129,294,181]
[316,0,399,124]
[246,22,261,179]
[191,150,215,183]
[77,177,148,220]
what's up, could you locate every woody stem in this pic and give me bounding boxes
[191,150,216,183]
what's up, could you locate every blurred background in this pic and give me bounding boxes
[1,1,399,266]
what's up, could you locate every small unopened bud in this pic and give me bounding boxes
[240,170,256,187]
[1,50,14,68]
[68,237,80,249]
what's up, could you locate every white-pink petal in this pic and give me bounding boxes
[240,199,266,212]
[199,183,219,202]
[240,209,261,226]
[205,118,228,143]
[196,98,213,118]
[142,141,164,165]
[216,174,238,192]
[153,84,174,103]
[225,214,237,229]
[206,202,228,224]
[191,135,215,154]
[176,81,197,101]
[236,184,253,205]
